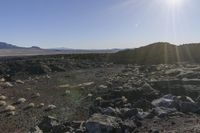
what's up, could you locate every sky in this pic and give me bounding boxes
[0,0,199,49]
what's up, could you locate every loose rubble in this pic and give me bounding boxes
[30,64,200,133]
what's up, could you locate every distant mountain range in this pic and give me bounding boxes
[112,42,200,64]
[0,42,22,49]
[2,41,200,64]
[0,42,120,56]
[0,42,41,49]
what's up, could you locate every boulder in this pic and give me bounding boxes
[177,96,195,103]
[137,83,158,94]
[38,116,59,132]
[151,107,177,118]
[136,83,159,100]
[101,107,120,116]
[86,113,122,133]
[0,100,6,106]
[121,119,136,132]
[133,99,154,111]
[29,126,43,133]
[151,94,177,108]
[123,108,138,119]
[152,94,200,114]
[178,101,199,113]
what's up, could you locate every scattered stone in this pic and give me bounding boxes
[32,92,40,98]
[7,111,16,116]
[95,97,103,101]
[5,105,16,111]
[177,95,195,103]
[0,95,7,100]
[123,108,138,119]
[75,128,85,133]
[27,103,35,108]
[151,107,177,118]
[0,100,6,106]
[99,85,108,89]
[133,99,153,111]
[102,107,119,116]
[87,93,93,97]
[38,116,59,133]
[16,80,24,84]
[46,75,51,79]
[152,94,200,113]
[137,82,159,96]
[38,103,45,108]
[121,119,136,132]
[121,96,127,103]
[82,82,94,86]
[135,120,142,127]
[26,64,200,132]
[151,94,176,108]
[59,84,70,88]
[26,88,32,91]
[46,104,56,111]
[64,90,71,95]
[5,82,13,87]
[178,101,199,113]
[0,78,5,82]
[29,126,43,133]
[17,98,26,104]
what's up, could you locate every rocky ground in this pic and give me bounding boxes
[0,55,200,132]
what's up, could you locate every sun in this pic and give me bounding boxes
[166,0,182,6]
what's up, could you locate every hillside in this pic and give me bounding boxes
[112,42,200,64]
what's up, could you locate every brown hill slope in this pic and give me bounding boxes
[112,42,200,64]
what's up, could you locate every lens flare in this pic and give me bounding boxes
[166,0,182,6]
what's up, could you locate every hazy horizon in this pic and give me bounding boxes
[0,0,199,49]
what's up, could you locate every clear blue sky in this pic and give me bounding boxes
[0,0,199,49]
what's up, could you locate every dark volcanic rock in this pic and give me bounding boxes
[85,113,122,133]
[121,119,136,132]
[122,108,138,119]
[38,116,59,133]
[29,126,43,133]
[133,99,154,111]
[150,79,200,98]
[152,94,200,114]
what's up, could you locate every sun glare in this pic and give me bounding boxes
[166,0,182,6]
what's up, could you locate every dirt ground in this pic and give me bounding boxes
[1,55,200,133]
[0,65,124,133]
